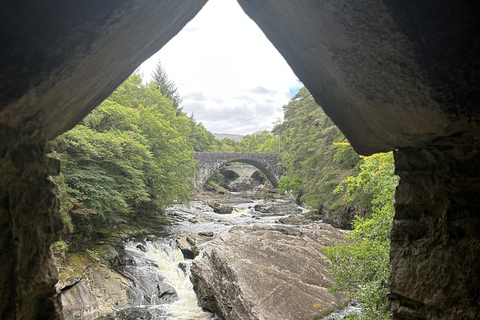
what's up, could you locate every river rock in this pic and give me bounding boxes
[177,238,197,259]
[61,263,130,320]
[227,177,261,191]
[146,234,157,242]
[254,201,303,216]
[205,199,234,214]
[177,232,215,259]
[190,224,348,320]
[278,215,312,225]
[198,231,214,237]
[187,233,213,246]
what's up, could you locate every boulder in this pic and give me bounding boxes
[254,201,303,216]
[186,233,214,246]
[317,205,366,230]
[190,224,348,320]
[205,200,234,214]
[61,263,130,320]
[177,237,196,259]
[177,233,215,259]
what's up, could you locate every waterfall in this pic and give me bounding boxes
[113,239,217,320]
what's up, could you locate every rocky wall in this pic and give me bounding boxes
[389,132,480,319]
[0,2,207,318]
[0,122,63,319]
[0,1,479,319]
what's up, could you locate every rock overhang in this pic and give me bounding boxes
[1,1,480,319]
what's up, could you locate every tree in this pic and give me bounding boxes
[150,60,182,110]
[273,87,360,210]
[213,137,236,152]
[188,115,217,152]
[233,131,278,153]
[53,74,196,223]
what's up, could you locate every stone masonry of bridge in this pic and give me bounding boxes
[220,165,260,179]
[194,152,282,190]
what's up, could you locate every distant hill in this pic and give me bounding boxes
[213,130,271,141]
[252,130,271,135]
[213,133,244,141]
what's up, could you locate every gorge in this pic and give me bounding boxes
[1,1,479,319]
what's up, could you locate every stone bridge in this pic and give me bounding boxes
[194,152,281,190]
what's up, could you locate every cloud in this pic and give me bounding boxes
[184,91,209,101]
[138,0,299,134]
[185,101,206,112]
[249,86,277,95]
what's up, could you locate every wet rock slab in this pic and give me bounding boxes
[60,264,130,320]
[254,200,303,216]
[190,223,348,320]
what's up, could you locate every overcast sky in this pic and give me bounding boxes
[137,0,301,135]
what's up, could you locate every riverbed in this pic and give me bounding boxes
[110,196,307,319]
[60,192,361,319]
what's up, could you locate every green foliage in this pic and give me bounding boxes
[210,130,279,153]
[151,60,182,110]
[85,248,100,258]
[189,116,217,152]
[213,137,237,152]
[49,166,74,233]
[325,152,398,319]
[51,240,69,254]
[274,87,361,210]
[53,74,196,224]
[234,131,279,153]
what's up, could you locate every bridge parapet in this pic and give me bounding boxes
[194,152,282,190]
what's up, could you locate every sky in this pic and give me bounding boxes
[137,0,302,135]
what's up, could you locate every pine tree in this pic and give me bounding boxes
[151,60,183,110]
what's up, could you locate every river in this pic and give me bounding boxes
[107,196,310,319]
[64,194,361,319]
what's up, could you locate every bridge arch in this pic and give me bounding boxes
[220,165,260,180]
[194,152,281,191]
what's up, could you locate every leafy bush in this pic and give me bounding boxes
[325,152,398,319]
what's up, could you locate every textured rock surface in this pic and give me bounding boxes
[0,1,208,140]
[60,264,130,320]
[317,206,365,230]
[1,1,480,319]
[388,135,480,320]
[238,0,480,155]
[0,2,207,318]
[253,201,303,216]
[205,199,234,215]
[190,224,348,320]
[177,232,214,259]
[0,125,63,320]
